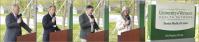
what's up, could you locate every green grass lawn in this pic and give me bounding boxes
[36,23,43,42]
[195,24,199,41]
[73,23,81,42]
[0,24,5,42]
[109,22,117,42]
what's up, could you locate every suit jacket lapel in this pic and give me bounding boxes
[84,13,90,22]
[10,13,18,21]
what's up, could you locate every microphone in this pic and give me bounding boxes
[16,14,22,24]
[52,14,56,20]
[17,14,22,18]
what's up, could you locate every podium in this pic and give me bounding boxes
[49,30,68,42]
[16,33,36,42]
[119,29,140,42]
[86,31,105,42]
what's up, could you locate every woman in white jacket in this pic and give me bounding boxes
[115,6,132,42]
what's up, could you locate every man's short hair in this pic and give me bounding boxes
[11,4,20,9]
[86,5,93,9]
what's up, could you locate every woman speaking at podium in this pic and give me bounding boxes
[115,7,132,42]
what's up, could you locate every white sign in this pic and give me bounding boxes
[155,3,195,31]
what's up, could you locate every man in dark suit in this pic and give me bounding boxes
[42,5,60,42]
[4,4,32,42]
[79,5,100,42]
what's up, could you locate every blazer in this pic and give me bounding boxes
[115,16,132,35]
[42,14,60,42]
[79,13,99,39]
[4,13,32,42]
